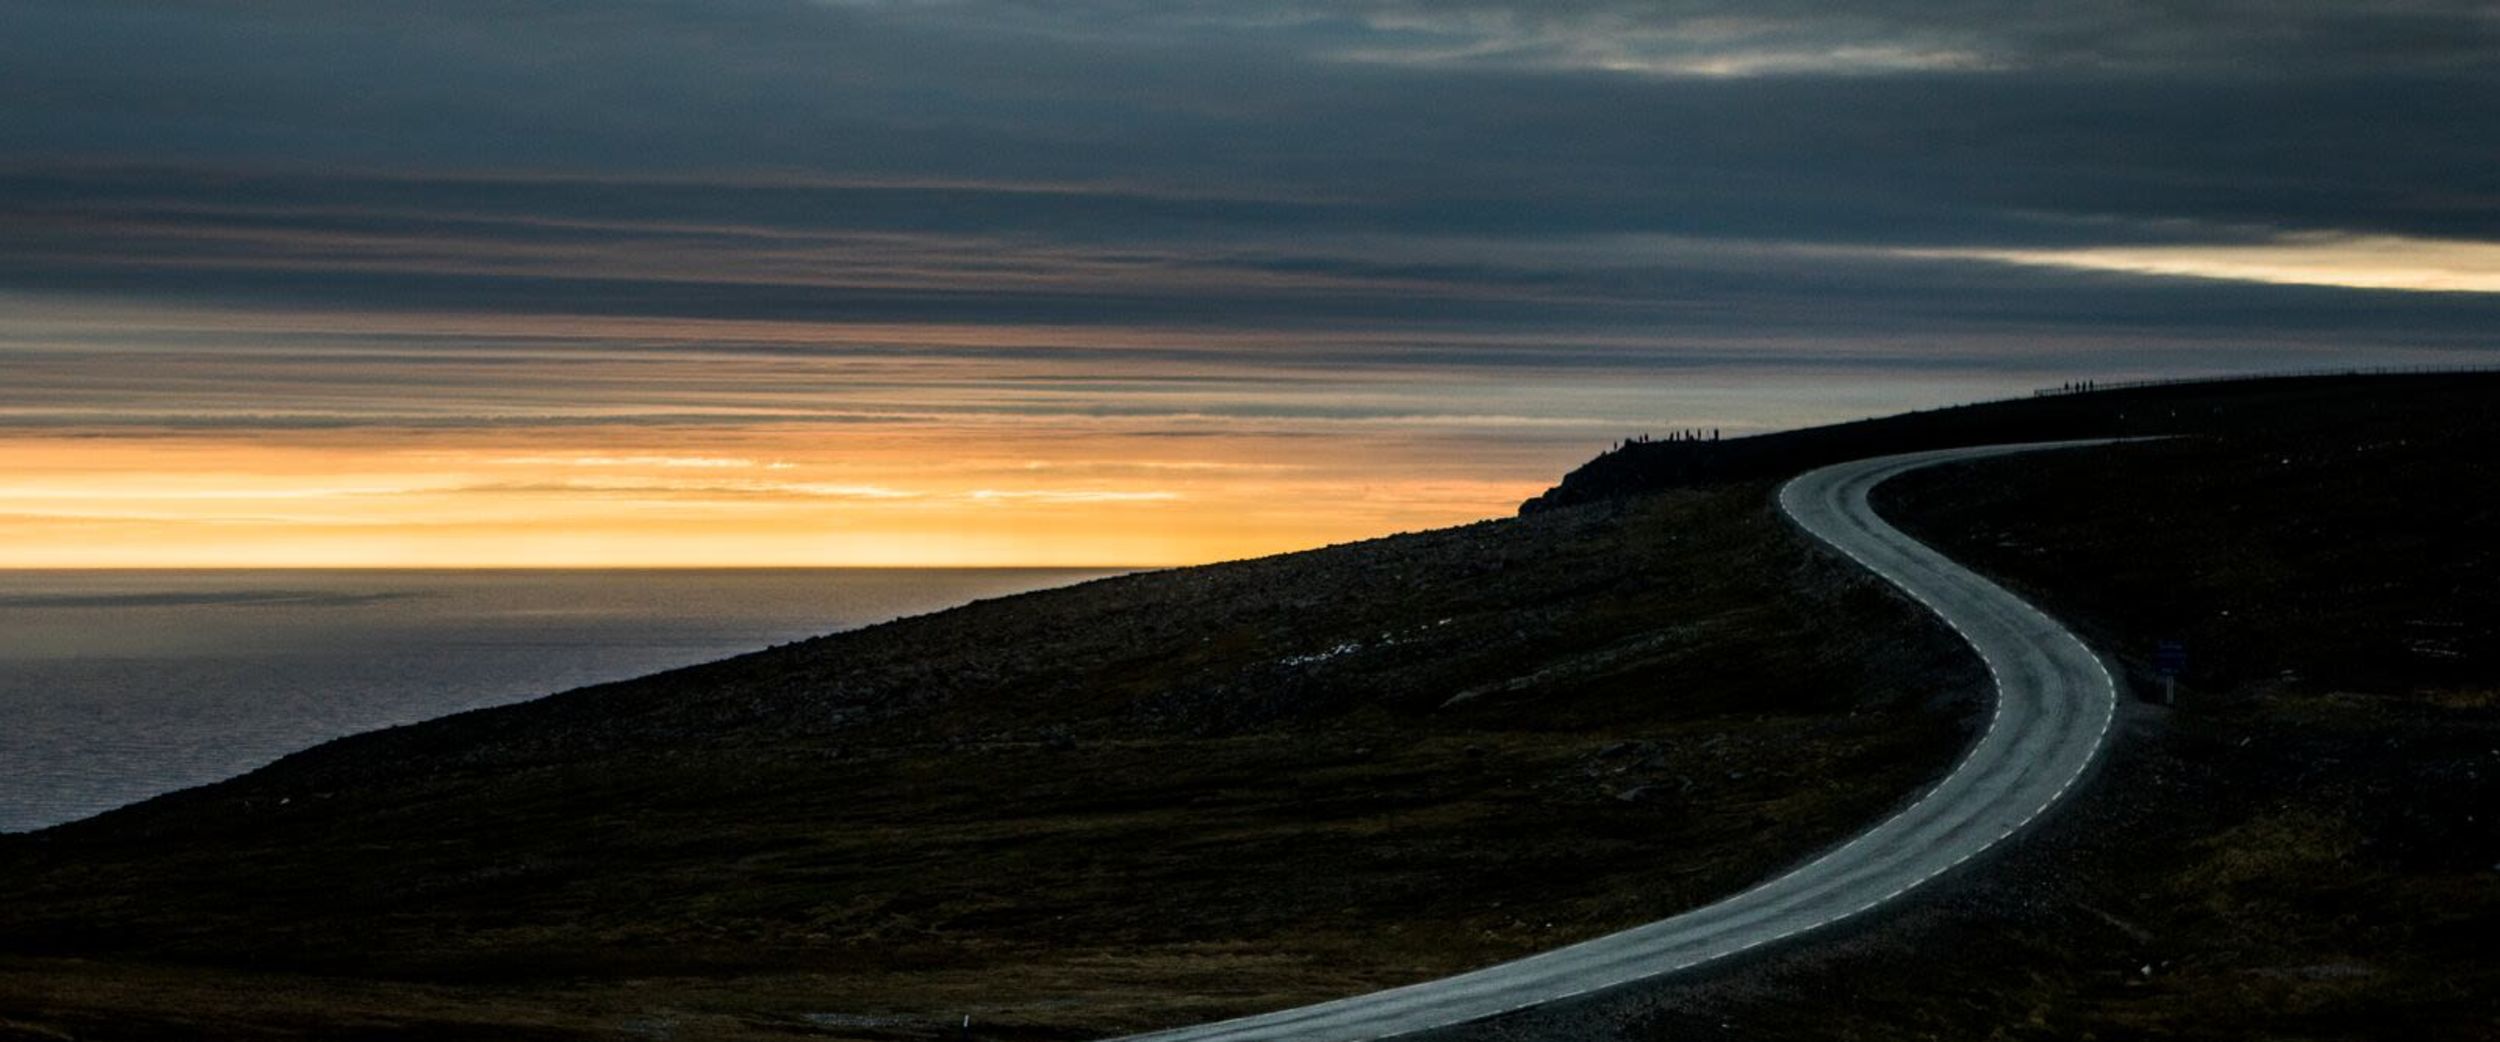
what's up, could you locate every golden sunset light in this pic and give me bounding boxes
[5,2,2500,1038]
[0,427,1551,567]
[1931,233,2500,294]
[0,290,2079,568]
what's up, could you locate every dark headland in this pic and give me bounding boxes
[3,372,2495,1041]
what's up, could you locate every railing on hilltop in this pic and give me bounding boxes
[2034,364,2500,398]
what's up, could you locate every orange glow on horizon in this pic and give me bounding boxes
[0,430,1548,568]
[0,297,2014,569]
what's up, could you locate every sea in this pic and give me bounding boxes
[0,568,1121,833]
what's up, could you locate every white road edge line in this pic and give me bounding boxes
[1106,440,2126,1042]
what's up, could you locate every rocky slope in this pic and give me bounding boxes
[0,482,1978,1040]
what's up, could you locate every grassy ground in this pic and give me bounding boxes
[1524,370,2500,514]
[0,485,1982,1040]
[14,374,2492,1041]
[1429,385,2500,1041]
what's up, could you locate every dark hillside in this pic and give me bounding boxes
[6,373,2495,1041]
[0,484,1981,1040]
[1876,398,2500,699]
[1430,378,2500,1042]
[1520,371,2500,513]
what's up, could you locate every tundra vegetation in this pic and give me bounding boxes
[4,373,2495,1041]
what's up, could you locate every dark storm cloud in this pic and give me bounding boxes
[1000,0,2500,75]
[2,0,2496,378]
[7,163,2499,351]
[8,1,2493,232]
[10,0,2491,569]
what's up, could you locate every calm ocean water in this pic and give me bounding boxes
[0,568,1118,833]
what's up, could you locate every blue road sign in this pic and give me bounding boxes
[2154,640,2187,678]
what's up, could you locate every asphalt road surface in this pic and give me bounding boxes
[1111,442,2121,1042]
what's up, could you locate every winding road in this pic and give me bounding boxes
[1112,442,2122,1042]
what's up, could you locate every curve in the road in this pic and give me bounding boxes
[1110,442,2122,1042]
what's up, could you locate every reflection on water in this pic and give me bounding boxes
[0,568,1117,832]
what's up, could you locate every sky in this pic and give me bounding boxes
[3,1,2496,566]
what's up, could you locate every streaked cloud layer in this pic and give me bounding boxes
[2,0,2495,564]
[1925,233,2500,294]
